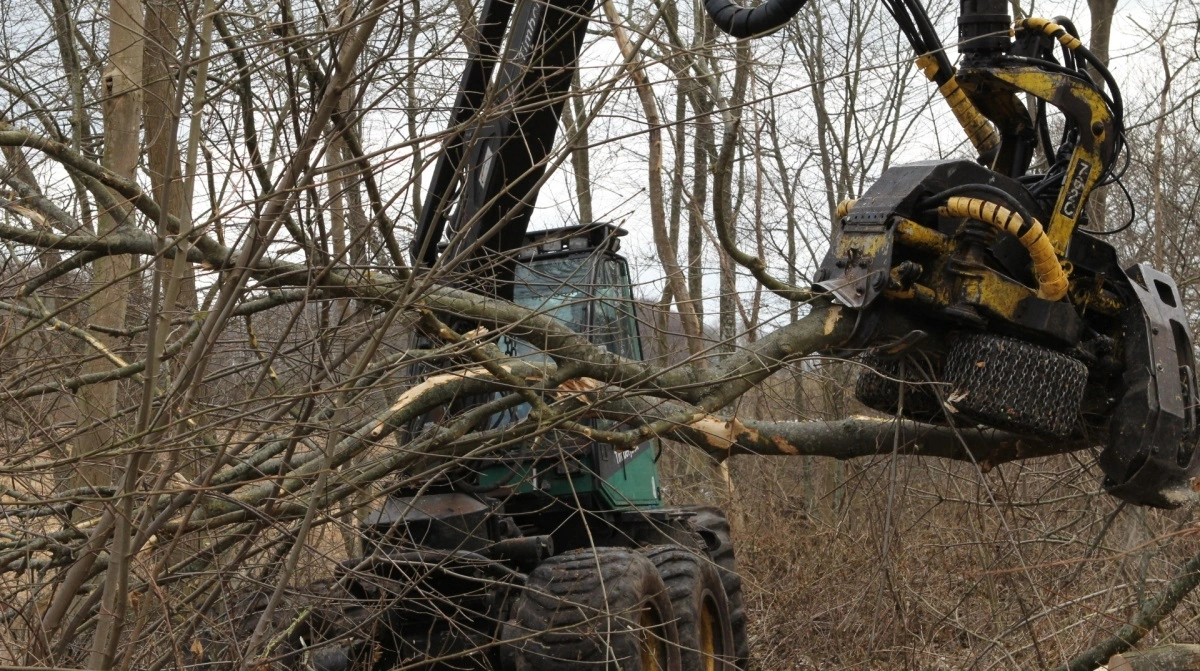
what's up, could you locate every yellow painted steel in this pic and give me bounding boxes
[1071,277,1125,315]
[1048,150,1103,251]
[895,218,951,254]
[886,261,1033,319]
[960,268,1035,320]
[884,277,938,303]
[915,54,999,154]
[699,602,717,671]
[938,197,1068,301]
[984,67,1110,253]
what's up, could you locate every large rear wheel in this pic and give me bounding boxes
[186,579,368,671]
[641,546,736,671]
[680,507,749,670]
[505,547,682,670]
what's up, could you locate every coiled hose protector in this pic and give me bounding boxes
[915,54,999,155]
[939,196,1068,301]
[703,0,809,38]
[1015,17,1083,50]
[835,198,857,220]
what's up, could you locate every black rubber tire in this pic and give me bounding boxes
[679,507,749,671]
[641,546,737,671]
[186,590,272,670]
[854,353,944,422]
[943,332,1087,437]
[292,579,378,670]
[187,584,325,671]
[505,547,682,671]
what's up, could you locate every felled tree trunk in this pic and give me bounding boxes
[1107,645,1200,671]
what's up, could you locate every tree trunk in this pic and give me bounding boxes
[687,11,712,327]
[72,0,144,493]
[406,0,423,224]
[712,41,751,358]
[1085,0,1118,230]
[144,0,197,313]
[561,72,594,225]
[77,1,144,666]
[604,0,703,353]
[1087,0,1118,66]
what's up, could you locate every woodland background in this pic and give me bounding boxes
[0,0,1199,667]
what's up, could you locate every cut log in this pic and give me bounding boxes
[1108,645,1200,671]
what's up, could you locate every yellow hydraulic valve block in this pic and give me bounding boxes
[938,197,1068,301]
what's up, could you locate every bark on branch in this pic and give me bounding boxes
[1106,645,1200,671]
[1054,552,1200,671]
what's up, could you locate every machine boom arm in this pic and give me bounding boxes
[412,0,810,298]
[412,0,596,298]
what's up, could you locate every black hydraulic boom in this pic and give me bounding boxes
[412,0,596,298]
[411,0,810,297]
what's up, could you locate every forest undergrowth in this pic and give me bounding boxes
[660,373,1200,670]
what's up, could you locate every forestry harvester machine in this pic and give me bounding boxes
[824,0,1200,510]
[211,0,1199,667]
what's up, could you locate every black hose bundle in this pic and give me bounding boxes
[703,0,808,38]
[883,0,951,84]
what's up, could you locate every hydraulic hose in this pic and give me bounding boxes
[1016,17,1123,118]
[835,198,857,220]
[938,197,1068,301]
[1016,18,1082,52]
[703,0,809,38]
[915,54,999,155]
